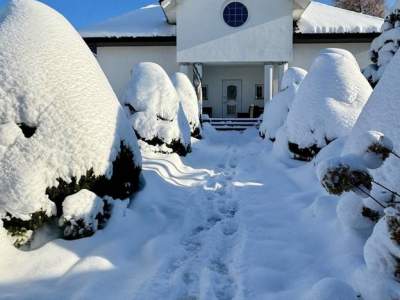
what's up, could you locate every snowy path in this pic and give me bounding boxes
[0,129,365,300]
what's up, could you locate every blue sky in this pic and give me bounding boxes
[0,0,394,29]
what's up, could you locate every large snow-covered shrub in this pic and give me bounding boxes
[0,0,142,245]
[363,4,400,87]
[259,67,307,141]
[286,48,372,161]
[344,47,400,210]
[122,62,191,156]
[172,72,202,139]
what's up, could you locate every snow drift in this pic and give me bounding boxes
[172,72,202,139]
[286,48,372,161]
[259,67,307,141]
[0,0,141,245]
[122,62,191,156]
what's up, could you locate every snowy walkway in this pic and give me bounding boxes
[0,129,366,300]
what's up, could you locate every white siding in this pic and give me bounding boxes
[292,43,371,69]
[96,46,179,98]
[177,0,293,63]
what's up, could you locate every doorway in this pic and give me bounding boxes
[222,80,242,118]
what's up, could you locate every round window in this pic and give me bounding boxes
[223,2,248,27]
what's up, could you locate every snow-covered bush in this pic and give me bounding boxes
[59,190,109,240]
[363,5,400,87]
[259,67,307,141]
[122,62,191,156]
[364,207,400,282]
[317,155,372,197]
[286,48,372,161]
[344,45,400,210]
[0,0,141,246]
[172,72,202,139]
[348,131,394,170]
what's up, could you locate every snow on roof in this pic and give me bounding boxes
[297,2,383,34]
[81,1,383,39]
[80,4,176,38]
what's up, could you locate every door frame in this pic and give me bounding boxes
[221,79,243,118]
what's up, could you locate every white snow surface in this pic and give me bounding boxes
[297,2,383,34]
[0,0,141,220]
[122,62,190,148]
[172,72,201,136]
[286,48,372,148]
[344,47,400,195]
[260,67,307,140]
[80,4,176,38]
[0,128,389,299]
[61,190,104,227]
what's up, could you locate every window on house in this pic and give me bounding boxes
[202,85,208,100]
[255,84,264,100]
[223,2,248,28]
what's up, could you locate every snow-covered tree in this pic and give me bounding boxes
[259,67,307,141]
[363,3,400,86]
[286,48,372,161]
[0,0,142,247]
[334,0,384,17]
[172,72,202,139]
[122,62,191,156]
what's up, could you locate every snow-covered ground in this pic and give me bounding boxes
[0,127,369,299]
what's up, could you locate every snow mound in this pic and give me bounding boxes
[0,0,141,238]
[337,193,376,230]
[363,6,400,86]
[122,62,191,156]
[172,72,202,139]
[344,46,400,200]
[286,48,372,160]
[297,1,383,34]
[307,277,357,300]
[260,67,307,141]
[60,190,105,239]
[80,4,175,38]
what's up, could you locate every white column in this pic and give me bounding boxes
[193,63,204,119]
[264,64,274,103]
[179,63,190,76]
[277,62,289,92]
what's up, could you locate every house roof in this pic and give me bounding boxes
[81,1,383,42]
[297,2,383,34]
[80,4,176,39]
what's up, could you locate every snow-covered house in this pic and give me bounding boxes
[81,0,383,119]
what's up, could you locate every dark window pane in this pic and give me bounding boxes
[223,2,248,27]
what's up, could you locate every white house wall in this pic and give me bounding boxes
[96,46,179,98]
[94,43,372,115]
[292,43,371,69]
[176,0,293,63]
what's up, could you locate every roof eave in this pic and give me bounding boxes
[294,32,380,43]
[159,0,177,25]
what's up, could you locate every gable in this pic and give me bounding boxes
[176,0,293,63]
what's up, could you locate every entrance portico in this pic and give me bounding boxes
[179,62,287,119]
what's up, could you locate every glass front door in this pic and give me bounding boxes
[222,80,242,118]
